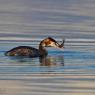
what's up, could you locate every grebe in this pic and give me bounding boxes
[5,37,65,57]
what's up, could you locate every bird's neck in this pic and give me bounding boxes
[39,43,48,57]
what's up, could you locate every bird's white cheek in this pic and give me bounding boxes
[50,42,56,47]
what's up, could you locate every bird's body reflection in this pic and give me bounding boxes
[7,55,64,67]
[39,56,64,66]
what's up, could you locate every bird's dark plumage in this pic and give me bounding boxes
[5,37,65,58]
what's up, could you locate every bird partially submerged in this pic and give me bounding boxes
[5,37,65,58]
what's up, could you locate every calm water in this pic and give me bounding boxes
[0,0,95,95]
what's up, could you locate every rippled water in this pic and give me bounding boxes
[0,0,95,95]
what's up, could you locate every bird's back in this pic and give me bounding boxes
[5,46,40,57]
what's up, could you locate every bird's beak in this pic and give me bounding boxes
[55,39,65,49]
[59,39,65,48]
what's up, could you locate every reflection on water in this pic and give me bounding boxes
[40,56,64,66]
[6,55,64,67]
[4,54,64,73]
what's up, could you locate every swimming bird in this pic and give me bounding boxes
[5,37,65,57]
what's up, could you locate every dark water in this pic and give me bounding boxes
[0,0,95,95]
